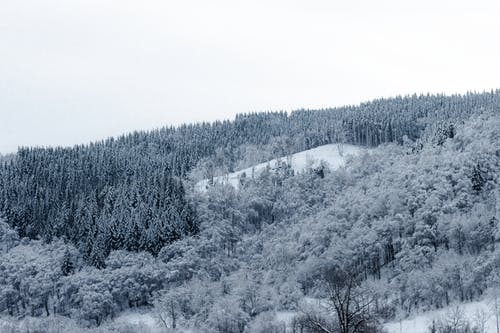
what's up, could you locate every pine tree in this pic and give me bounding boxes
[61,248,75,276]
[471,164,486,194]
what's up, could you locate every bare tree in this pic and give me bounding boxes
[327,269,379,333]
[444,306,467,333]
[473,308,489,333]
[431,306,474,333]
[154,293,179,331]
[334,123,346,157]
[489,288,500,333]
[300,265,381,333]
[488,275,500,333]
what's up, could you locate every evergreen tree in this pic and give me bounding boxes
[61,248,75,276]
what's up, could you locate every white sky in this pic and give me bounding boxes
[1,0,500,153]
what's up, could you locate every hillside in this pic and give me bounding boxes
[1,92,498,267]
[0,92,499,333]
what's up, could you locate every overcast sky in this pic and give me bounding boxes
[1,0,499,153]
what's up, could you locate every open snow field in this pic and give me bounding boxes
[196,143,365,191]
[385,300,496,333]
[273,299,498,333]
[113,310,161,332]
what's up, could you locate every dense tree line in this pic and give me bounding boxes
[0,91,499,268]
[0,146,197,267]
[112,90,500,175]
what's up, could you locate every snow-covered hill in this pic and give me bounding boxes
[196,143,365,191]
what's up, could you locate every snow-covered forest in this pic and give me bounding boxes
[1,91,500,332]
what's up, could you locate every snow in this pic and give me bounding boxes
[111,298,500,333]
[114,309,195,333]
[196,143,365,191]
[275,311,297,325]
[385,300,497,333]
[273,298,500,333]
[113,310,162,332]
[4,298,492,333]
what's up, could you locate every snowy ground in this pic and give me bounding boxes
[3,299,495,333]
[274,299,498,333]
[113,310,161,332]
[385,300,496,333]
[114,309,196,332]
[196,143,365,191]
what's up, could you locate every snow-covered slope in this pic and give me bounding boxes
[275,299,498,333]
[196,143,365,191]
[385,300,496,333]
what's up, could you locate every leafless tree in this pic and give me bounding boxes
[325,268,379,333]
[154,294,178,331]
[300,265,382,333]
[473,308,489,333]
